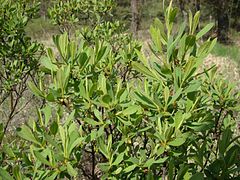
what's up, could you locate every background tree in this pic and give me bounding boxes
[131,0,140,37]
[216,0,230,43]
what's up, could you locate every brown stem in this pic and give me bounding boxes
[201,107,224,171]
[91,142,96,179]
[0,93,20,147]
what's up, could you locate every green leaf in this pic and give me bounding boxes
[168,88,182,105]
[134,92,158,110]
[84,118,102,126]
[42,105,52,126]
[67,163,77,177]
[177,164,189,180]
[40,56,58,72]
[101,94,112,104]
[107,135,112,153]
[53,33,68,60]
[150,26,162,53]
[144,158,155,168]
[144,157,168,169]
[50,121,58,135]
[112,153,125,166]
[190,172,204,180]
[98,162,110,172]
[114,167,123,175]
[56,65,70,93]
[17,125,40,145]
[124,164,137,173]
[46,48,56,62]
[59,125,66,149]
[3,144,15,158]
[46,93,55,102]
[164,86,170,106]
[0,168,14,180]
[78,52,88,68]
[22,153,33,166]
[189,10,193,34]
[93,109,102,121]
[45,171,59,180]
[13,166,22,180]
[98,137,109,159]
[174,112,191,130]
[169,7,178,23]
[154,157,168,164]
[44,133,61,150]
[121,105,139,116]
[168,159,174,180]
[68,138,83,155]
[186,35,196,47]
[132,62,156,79]
[96,44,109,62]
[33,151,52,166]
[225,145,239,168]
[168,137,186,147]
[135,50,148,66]
[192,11,200,34]
[98,73,107,94]
[28,82,45,98]
[219,128,232,155]
[196,23,214,40]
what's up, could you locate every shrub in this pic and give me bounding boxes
[1,2,240,179]
[48,0,114,34]
[0,0,43,146]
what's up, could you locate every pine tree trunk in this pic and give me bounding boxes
[217,0,230,43]
[195,0,200,12]
[131,0,140,37]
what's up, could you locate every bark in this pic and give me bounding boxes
[131,0,140,37]
[217,0,230,43]
[195,0,201,12]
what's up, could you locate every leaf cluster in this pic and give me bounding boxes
[1,1,240,180]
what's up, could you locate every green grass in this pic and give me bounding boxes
[25,17,59,39]
[211,42,240,63]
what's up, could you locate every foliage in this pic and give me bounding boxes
[1,1,240,179]
[48,0,114,34]
[0,0,43,145]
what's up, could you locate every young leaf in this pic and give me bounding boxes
[28,82,45,98]
[33,151,52,166]
[124,164,137,173]
[121,105,140,116]
[42,105,52,126]
[17,125,40,145]
[67,163,77,177]
[196,23,214,40]
[112,153,125,166]
[132,62,156,79]
[168,137,186,147]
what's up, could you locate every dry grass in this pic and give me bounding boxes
[204,54,240,88]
